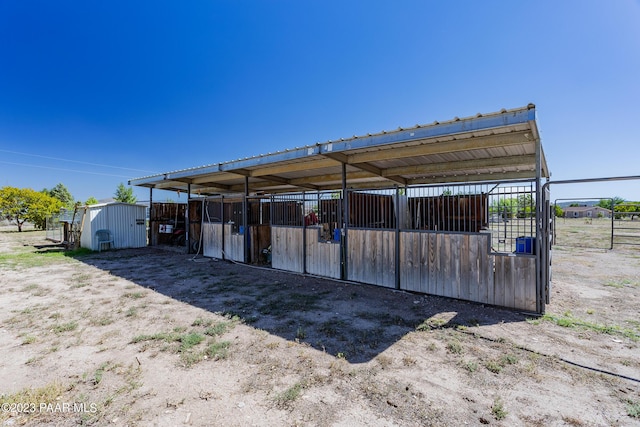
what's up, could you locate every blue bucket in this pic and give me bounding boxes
[515,236,535,254]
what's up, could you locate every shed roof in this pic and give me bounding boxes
[129,104,549,196]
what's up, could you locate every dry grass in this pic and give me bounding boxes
[1,226,639,426]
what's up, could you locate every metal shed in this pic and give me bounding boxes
[130,104,552,313]
[80,202,147,251]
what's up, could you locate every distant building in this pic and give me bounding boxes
[563,206,611,218]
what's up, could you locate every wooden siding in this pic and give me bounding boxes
[305,227,341,279]
[400,232,492,299]
[223,224,244,262]
[202,223,223,258]
[203,223,270,263]
[202,223,537,312]
[399,231,536,312]
[272,227,304,273]
[347,229,396,288]
[493,255,536,312]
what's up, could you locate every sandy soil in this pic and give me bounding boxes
[0,224,639,426]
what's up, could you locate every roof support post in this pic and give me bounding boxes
[243,176,249,264]
[269,194,274,264]
[148,188,153,247]
[395,185,401,290]
[221,195,225,261]
[302,191,307,274]
[341,162,348,281]
[186,184,191,254]
[535,135,545,314]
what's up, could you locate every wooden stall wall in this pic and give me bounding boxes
[272,227,304,273]
[305,227,341,279]
[223,223,244,262]
[202,223,223,258]
[399,232,492,299]
[493,255,536,312]
[399,231,536,312]
[347,229,396,288]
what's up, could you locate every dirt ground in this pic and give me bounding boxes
[1,222,639,426]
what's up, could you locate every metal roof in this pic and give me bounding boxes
[129,104,549,196]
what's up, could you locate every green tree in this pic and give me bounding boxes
[596,197,625,209]
[114,183,137,203]
[44,183,75,209]
[85,196,99,205]
[491,197,518,219]
[517,194,536,218]
[615,202,640,220]
[554,204,563,217]
[0,187,62,231]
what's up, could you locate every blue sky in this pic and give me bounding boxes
[1,1,639,203]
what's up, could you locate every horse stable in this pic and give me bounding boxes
[130,104,552,314]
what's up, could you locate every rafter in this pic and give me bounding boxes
[382,155,536,177]
[347,132,529,164]
[322,152,407,186]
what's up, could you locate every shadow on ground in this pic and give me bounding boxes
[68,246,527,363]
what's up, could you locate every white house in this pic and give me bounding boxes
[563,206,611,219]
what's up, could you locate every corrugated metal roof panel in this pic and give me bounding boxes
[130,104,547,195]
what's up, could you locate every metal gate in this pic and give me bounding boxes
[543,176,640,251]
[613,203,640,247]
[542,175,640,306]
[552,197,614,250]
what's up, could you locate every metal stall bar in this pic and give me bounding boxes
[221,196,225,260]
[185,184,191,253]
[243,177,249,263]
[395,185,401,290]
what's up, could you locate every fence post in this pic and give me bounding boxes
[611,199,614,250]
